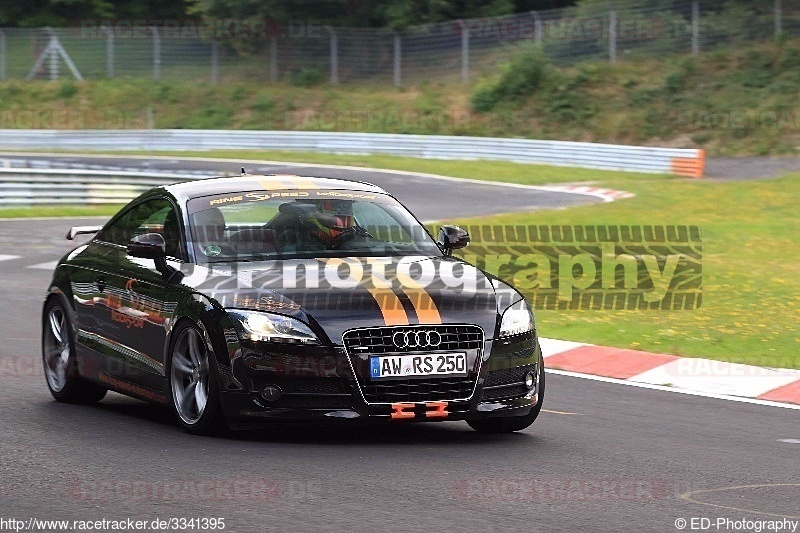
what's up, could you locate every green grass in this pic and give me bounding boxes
[0,204,123,219]
[4,37,800,154]
[2,151,796,369]
[445,173,800,370]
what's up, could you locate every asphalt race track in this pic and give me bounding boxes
[0,153,602,222]
[0,157,798,533]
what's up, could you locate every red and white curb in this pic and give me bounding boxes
[539,338,800,406]
[535,185,635,203]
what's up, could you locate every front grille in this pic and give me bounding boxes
[482,364,537,401]
[343,325,484,404]
[343,325,483,354]
[361,377,475,404]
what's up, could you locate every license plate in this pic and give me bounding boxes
[370,352,467,380]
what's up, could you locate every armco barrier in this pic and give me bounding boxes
[0,168,205,205]
[0,130,706,177]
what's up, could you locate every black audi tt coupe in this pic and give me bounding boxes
[42,174,544,434]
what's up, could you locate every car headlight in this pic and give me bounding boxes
[226,310,319,344]
[499,304,534,338]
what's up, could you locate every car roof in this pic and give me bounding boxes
[164,174,388,200]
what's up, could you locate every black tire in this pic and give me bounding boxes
[42,298,107,404]
[467,355,545,434]
[166,321,226,435]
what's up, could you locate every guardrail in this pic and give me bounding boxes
[0,167,206,205]
[0,130,706,178]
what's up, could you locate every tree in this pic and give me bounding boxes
[0,0,188,27]
[1,0,579,29]
[185,0,578,29]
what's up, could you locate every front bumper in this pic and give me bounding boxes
[221,392,539,429]
[220,330,541,426]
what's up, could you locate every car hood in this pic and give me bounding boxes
[181,256,519,344]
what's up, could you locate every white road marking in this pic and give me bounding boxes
[629,359,800,398]
[27,260,59,270]
[0,255,21,262]
[546,369,800,410]
[778,439,800,444]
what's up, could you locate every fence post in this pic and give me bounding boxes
[609,10,617,64]
[325,26,339,85]
[393,32,402,87]
[0,30,5,81]
[211,40,219,83]
[101,25,114,78]
[46,28,58,80]
[456,19,469,84]
[533,12,542,47]
[775,0,783,39]
[269,37,278,82]
[691,0,700,54]
[151,26,161,80]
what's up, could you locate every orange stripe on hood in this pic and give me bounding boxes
[320,257,409,326]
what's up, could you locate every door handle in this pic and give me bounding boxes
[96,277,106,292]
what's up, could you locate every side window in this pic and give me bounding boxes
[97,199,182,259]
[96,210,132,246]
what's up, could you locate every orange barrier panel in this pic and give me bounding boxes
[671,150,705,178]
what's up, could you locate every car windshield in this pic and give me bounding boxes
[186,189,442,263]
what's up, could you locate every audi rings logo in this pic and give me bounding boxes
[392,330,442,349]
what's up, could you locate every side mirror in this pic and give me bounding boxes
[127,233,183,284]
[437,225,470,256]
[127,233,167,259]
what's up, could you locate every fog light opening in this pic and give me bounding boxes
[525,371,536,390]
[260,385,282,402]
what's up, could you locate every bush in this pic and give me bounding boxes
[469,44,549,112]
[779,47,800,69]
[57,81,78,99]
[229,85,250,101]
[250,94,275,113]
[496,45,548,101]
[289,66,326,87]
[154,83,177,103]
[545,86,596,124]
[470,83,501,113]
[184,105,233,129]
[663,71,684,94]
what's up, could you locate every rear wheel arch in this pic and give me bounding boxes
[43,289,78,338]
[41,294,107,403]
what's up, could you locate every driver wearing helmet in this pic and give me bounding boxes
[276,199,356,252]
[303,199,355,246]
